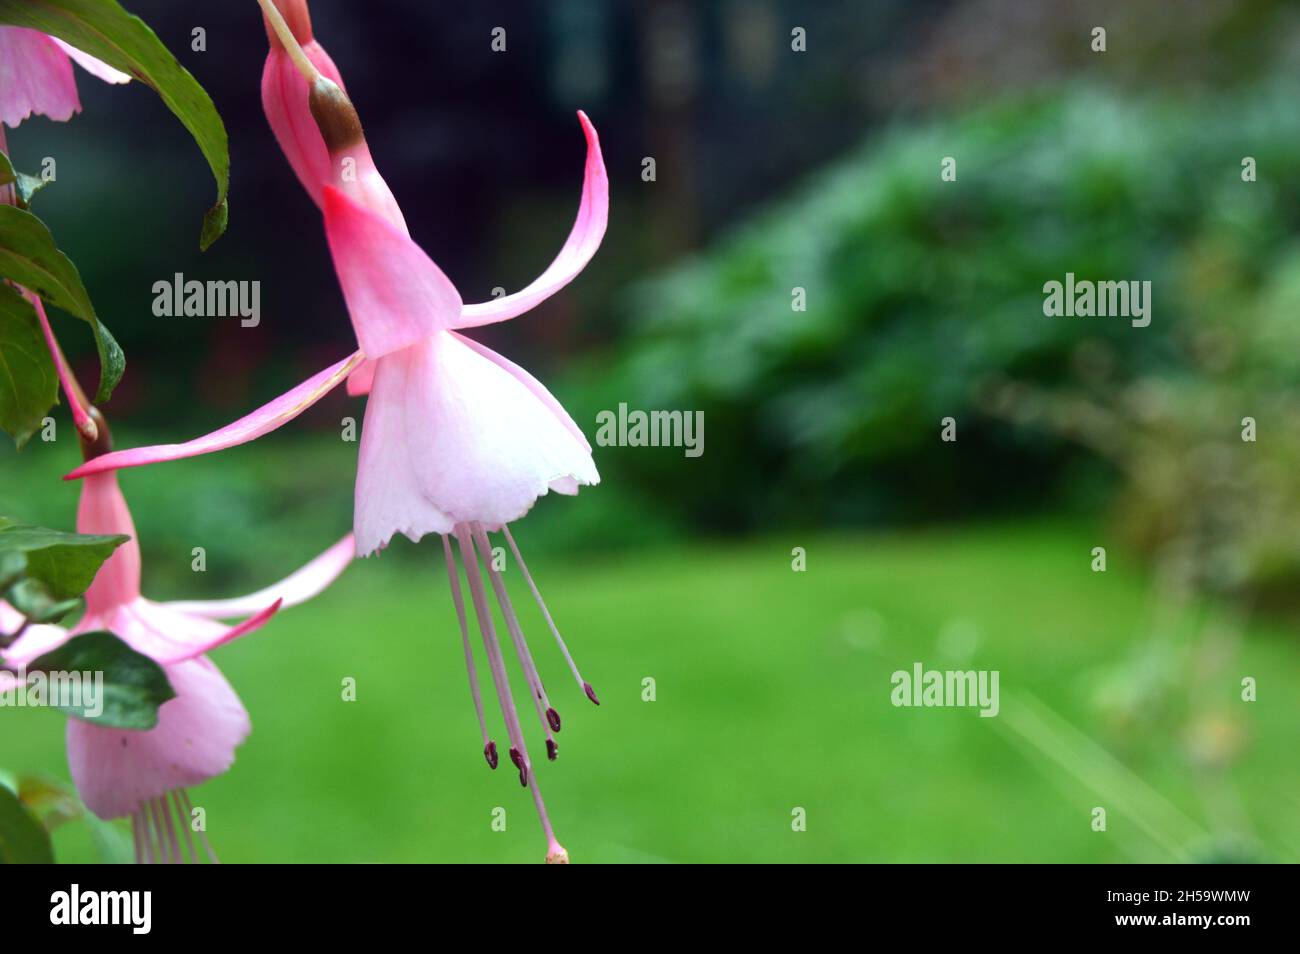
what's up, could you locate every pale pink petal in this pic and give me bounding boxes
[163,534,354,620]
[0,617,73,670]
[78,472,142,614]
[353,350,456,553]
[323,186,463,358]
[346,357,376,396]
[50,38,131,85]
[66,351,363,480]
[261,41,345,208]
[107,598,282,666]
[354,332,598,555]
[0,600,24,632]
[450,331,592,453]
[67,657,250,819]
[0,27,79,126]
[456,112,608,328]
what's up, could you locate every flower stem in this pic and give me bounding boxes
[28,292,98,441]
[257,0,320,84]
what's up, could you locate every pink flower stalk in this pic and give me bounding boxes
[69,0,609,862]
[3,429,353,863]
[0,26,130,128]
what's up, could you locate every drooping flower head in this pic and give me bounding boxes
[69,0,609,862]
[6,362,353,862]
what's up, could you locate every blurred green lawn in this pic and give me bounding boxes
[4,521,1297,863]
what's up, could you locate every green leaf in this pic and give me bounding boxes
[0,517,129,600]
[0,151,50,208]
[4,577,81,624]
[0,284,57,448]
[0,784,54,863]
[0,550,24,590]
[0,205,124,402]
[0,0,229,249]
[17,776,82,832]
[29,631,175,729]
[86,812,134,863]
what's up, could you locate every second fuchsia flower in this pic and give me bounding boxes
[0,25,130,129]
[69,0,611,862]
[2,447,353,863]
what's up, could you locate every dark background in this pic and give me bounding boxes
[11,0,934,424]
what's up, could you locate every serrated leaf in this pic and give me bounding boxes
[0,151,50,208]
[0,284,57,448]
[29,631,175,729]
[0,0,230,249]
[0,517,129,600]
[0,205,124,402]
[0,783,54,864]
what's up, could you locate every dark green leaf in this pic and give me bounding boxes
[29,631,175,729]
[0,151,50,208]
[0,204,124,402]
[0,517,129,600]
[0,284,57,448]
[4,578,81,624]
[0,784,54,864]
[0,0,230,249]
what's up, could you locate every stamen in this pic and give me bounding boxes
[455,526,532,789]
[171,790,198,864]
[130,807,146,865]
[503,526,599,705]
[471,525,559,757]
[179,790,220,863]
[256,0,321,84]
[148,799,169,864]
[527,775,568,864]
[442,534,495,768]
[144,806,157,864]
[509,746,527,787]
[157,794,182,864]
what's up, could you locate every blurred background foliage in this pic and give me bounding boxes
[588,79,1300,604]
[3,0,1300,862]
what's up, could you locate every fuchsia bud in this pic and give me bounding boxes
[259,0,407,232]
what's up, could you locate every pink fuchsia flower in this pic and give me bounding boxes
[0,26,130,128]
[70,0,609,862]
[1,464,353,863]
